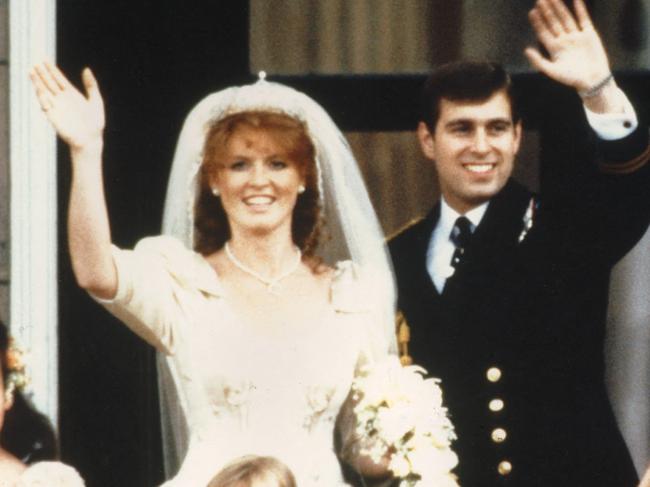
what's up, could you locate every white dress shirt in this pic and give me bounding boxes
[427,200,487,292]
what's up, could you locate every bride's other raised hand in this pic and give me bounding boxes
[31,62,116,299]
[29,62,105,153]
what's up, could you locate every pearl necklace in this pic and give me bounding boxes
[224,242,302,294]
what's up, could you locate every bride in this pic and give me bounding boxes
[30,63,400,486]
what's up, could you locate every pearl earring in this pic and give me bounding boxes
[298,185,306,194]
[211,187,220,197]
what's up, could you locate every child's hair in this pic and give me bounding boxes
[0,319,57,462]
[208,455,296,487]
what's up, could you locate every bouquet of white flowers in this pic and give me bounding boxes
[351,355,459,487]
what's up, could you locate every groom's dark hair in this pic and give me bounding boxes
[420,61,519,132]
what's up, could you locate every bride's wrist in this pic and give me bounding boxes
[69,137,104,160]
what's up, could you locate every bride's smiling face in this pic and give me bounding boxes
[212,126,305,237]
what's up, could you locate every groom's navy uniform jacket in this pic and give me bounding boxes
[389,116,650,486]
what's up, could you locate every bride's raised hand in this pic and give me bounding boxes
[30,62,105,152]
[31,63,115,297]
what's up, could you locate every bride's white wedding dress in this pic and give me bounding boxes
[95,235,390,486]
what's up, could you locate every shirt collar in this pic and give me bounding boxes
[439,198,489,235]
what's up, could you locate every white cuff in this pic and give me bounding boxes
[584,88,638,141]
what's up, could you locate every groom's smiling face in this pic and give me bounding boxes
[418,89,522,214]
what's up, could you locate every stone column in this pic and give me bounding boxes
[9,0,58,428]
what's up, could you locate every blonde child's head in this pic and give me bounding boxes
[208,455,296,487]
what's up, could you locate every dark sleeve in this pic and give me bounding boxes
[593,123,649,262]
[543,122,650,267]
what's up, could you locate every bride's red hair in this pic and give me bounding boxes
[194,111,323,257]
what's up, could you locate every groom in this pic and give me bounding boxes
[389,0,650,485]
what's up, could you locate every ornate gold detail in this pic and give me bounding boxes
[396,311,413,366]
[386,216,426,242]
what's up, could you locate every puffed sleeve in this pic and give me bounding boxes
[91,235,221,354]
[332,261,396,480]
[333,263,458,485]
[330,260,395,367]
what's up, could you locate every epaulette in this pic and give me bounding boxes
[386,216,426,243]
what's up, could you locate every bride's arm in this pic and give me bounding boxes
[339,351,459,486]
[30,63,116,299]
[337,390,393,482]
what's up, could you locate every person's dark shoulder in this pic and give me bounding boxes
[387,213,435,265]
[1,392,58,463]
[387,215,431,257]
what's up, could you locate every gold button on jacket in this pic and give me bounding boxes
[498,460,513,476]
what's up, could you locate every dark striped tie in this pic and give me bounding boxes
[450,216,473,268]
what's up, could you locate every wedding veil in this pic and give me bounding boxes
[159,78,397,475]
